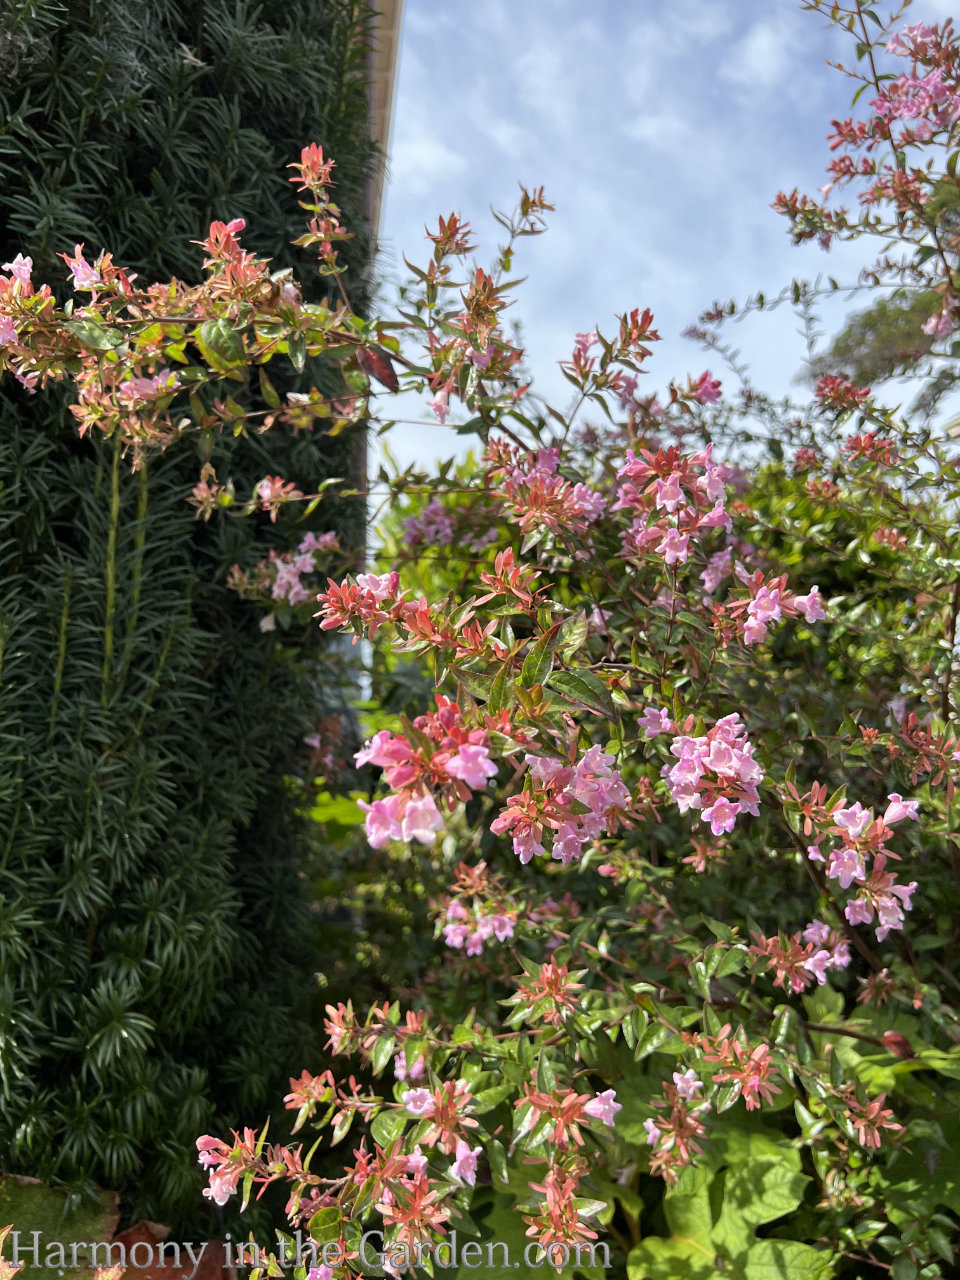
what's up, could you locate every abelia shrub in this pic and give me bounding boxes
[6,5,960,1279]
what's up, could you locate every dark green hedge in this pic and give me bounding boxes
[0,0,377,1232]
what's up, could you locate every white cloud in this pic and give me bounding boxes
[376,0,913,472]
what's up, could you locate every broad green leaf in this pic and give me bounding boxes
[627,1237,717,1280]
[488,656,517,714]
[195,318,245,371]
[548,669,616,718]
[66,319,124,352]
[742,1240,835,1279]
[370,1108,406,1148]
[520,621,561,689]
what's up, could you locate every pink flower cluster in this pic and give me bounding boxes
[871,64,960,141]
[442,899,515,954]
[642,1073,710,1186]
[886,22,939,58]
[403,497,456,548]
[0,253,88,390]
[317,570,403,640]
[689,370,721,404]
[750,926,851,994]
[727,565,827,646]
[116,369,180,406]
[815,374,871,410]
[801,919,852,982]
[701,545,733,594]
[271,531,339,605]
[196,1129,258,1207]
[613,443,732,568]
[661,713,763,836]
[490,747,629,864]
[355,696,498,848]
[810,794,919,941]
[488,444,606,536]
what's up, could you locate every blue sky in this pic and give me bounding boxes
[373,0,956,473]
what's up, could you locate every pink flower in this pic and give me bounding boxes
[299,530,338,555]
[617,373,639,408]
[450,1139,482,1185]
[394,1053,425,1082]
[702,796,740,835]
[443,922,471,949]
[701,547,732,594]
[430,383,452,424]
[690,371,722,404]
[401,793,444,844]
[883,793,919,825]
[657,528,690,565]
[445,744,498,790]
[402,1088,435,1116]
[748,586,782,626]
[643,1118,661,1146]
[355,730,412,770]
[802,949,833,985]
[488,913,514,941]
[655,474,684,513]
[1,254,32,285]
[59,243,101,290]
[306,1268,334,1280]
[0,315,18,346]
[583,1088,622,1127]
[203,1169,239,1206]
[923,309,953,338]
[875,897,907,941]
[639,706,673,738]
[355,573,397,603]
[845,896,874,926]
[358,794,403,848]
[793,586,827,623]
[672,1070,702,1100]
[827,845,866,889]
[406,1146,429,1176]
[743,617,768,646]
[512,826,545,864]
[573,330,598,357]
[117,370,178,403]
[803,920,831,946]
[833,802,871,840]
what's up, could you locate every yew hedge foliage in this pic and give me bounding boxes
[5,1,960,1277]
[0,0,376,1233]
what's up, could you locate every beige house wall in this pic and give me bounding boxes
[366,0,404,238]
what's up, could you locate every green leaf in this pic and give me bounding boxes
[307,1206,343,1245]
[521,621,561,689]
[370,1108,406,1149]
[66,319,124,352]
[289,332,307,373]
[627,1237,717,1279]
[557,611,588,659]
[488,656,517,714]
[259,366,281,407]
[195,318,245,371]
[486,1137,509,1186]
[635,1021,672,1060]
[742,1241,835,1279]
[471,1084,515,1114]
[370,1032,395,1076]
[548,669,616,718]
[629,1129,827,1279]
